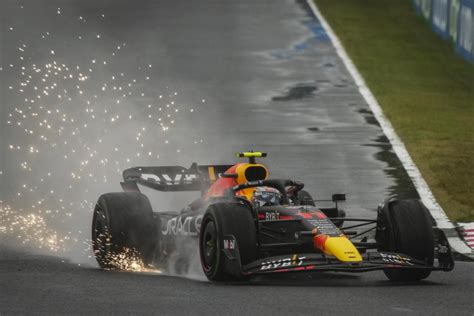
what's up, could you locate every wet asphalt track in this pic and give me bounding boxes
[1,248,473,315]
[1,0,473,314]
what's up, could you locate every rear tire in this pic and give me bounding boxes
[199,202,257,281]
[376,199,434,281]
[92,192,158,270]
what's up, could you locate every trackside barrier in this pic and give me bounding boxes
[413,0,473,62]
[432,0,450,38]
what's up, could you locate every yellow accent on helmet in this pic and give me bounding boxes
[234,163,269,200]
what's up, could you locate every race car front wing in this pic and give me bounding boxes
[240,251,453,275]
[221,233,454,276]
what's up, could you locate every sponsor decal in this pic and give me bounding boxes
[223,238,235,250]
[141,173,197,185]
[307,219,341,236]
[162,215,203,236]
[438,244,449,254]
[260,254,306,270]
[265,211,280,221]
[379,253,414,266]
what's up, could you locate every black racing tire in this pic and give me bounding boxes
[296,190,315,206]
[92,192,158,270]
[376,199,434,281]
[199,202,257,281]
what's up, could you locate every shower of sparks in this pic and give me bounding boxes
[1,5,203,259]
[1,203,68,252]
[97,247,162,273]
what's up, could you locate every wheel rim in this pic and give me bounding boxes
[201,220,217,272]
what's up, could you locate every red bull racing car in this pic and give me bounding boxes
[92,152,454,282]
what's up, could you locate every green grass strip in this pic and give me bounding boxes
[314,0,474,222]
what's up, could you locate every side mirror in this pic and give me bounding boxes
[332,194,346,202]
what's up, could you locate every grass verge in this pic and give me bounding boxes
[314,0,474,222]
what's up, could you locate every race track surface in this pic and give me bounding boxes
[1,248,473,315]
[0,0,472,314]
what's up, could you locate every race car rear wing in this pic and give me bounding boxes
[121,163,233,193]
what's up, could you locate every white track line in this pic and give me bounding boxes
[307,0,472,255]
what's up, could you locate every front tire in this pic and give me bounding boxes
[92,192,158,270]
[199,202,257,281]
[376,199,434,281]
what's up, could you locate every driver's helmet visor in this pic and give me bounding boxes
[252,187,282,207]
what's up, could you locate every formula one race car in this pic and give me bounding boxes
[92,152,454,282]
